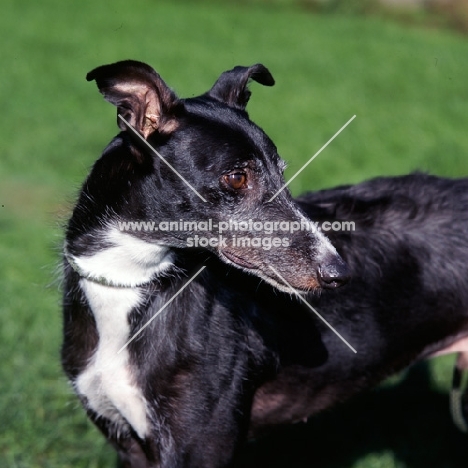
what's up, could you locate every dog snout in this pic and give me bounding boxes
[317,254,350,289]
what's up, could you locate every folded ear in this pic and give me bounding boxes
[87,60,180,138]
[206,64,275,110]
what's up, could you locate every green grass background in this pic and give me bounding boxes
[1,0,468,466]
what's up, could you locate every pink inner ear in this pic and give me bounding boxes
[90,62,180,138]
[142,113,159,138]
[142,112,179,138]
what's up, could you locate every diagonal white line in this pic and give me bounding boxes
[268,115,356,203]
[117,266,207,354]
[118,114,207,202]
[268,265,357,354]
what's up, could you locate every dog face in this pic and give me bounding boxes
[79,60,348,292]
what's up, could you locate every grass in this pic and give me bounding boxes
[1,0,468,466]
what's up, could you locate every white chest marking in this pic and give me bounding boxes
[71,228,174,287]
[73,229,174,439]
[76,282,147,438]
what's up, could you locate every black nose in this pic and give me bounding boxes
[318,255,350,289]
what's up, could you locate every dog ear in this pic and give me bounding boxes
[87,60,180,138]
[206,64,275,110]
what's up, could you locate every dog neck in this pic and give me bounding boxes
[64,228,174,288]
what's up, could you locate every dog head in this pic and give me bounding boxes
[75,60,348,292]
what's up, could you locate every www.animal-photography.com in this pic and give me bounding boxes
[2,1,468,467]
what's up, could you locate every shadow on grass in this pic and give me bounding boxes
[237,363,468,468]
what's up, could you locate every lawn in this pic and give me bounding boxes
[1,0,468,466]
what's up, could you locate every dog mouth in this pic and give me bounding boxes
[219,249,314,294]
[220,250,258,270]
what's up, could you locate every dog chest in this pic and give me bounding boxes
[74,280,148,439]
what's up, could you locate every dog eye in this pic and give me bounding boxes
[224,172,247,190]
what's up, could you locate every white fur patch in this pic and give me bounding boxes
[296,208,339,262]
[72,228,174,287]
[73,229,175,439]
[76,282,148,438]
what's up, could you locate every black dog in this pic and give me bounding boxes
[63,61,468,467]
[62,60,348,467]
[252,174,468,434]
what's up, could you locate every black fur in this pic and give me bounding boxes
[251,173,468,433]
[63,61,468,468]
[62,60,347,468]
